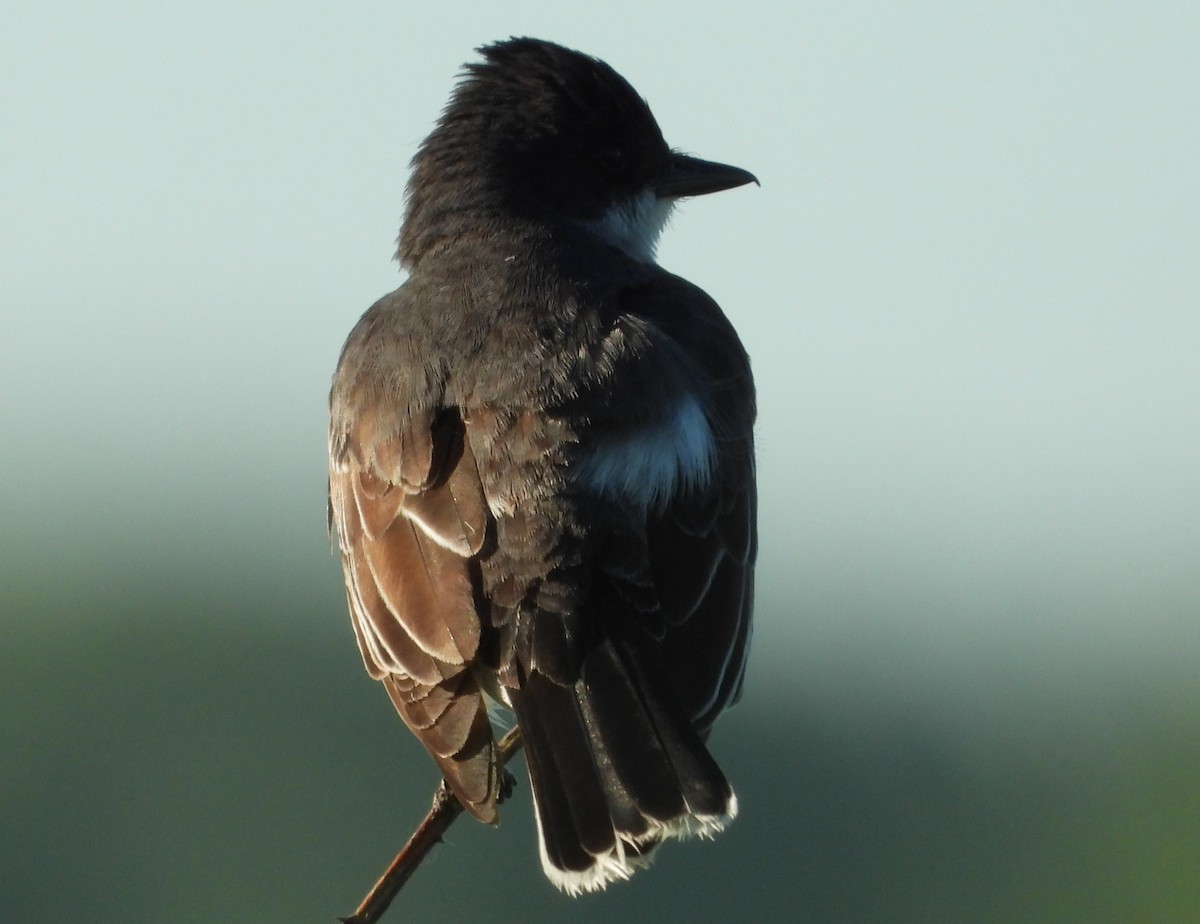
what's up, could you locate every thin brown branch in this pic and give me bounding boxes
[339,726,524,924]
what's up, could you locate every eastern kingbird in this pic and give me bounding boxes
[328,37,757,895]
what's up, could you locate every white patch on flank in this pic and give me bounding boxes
[576,394,715,510]
[536,789,738,896]
[582,188,674,264]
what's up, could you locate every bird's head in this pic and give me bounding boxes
[399,37,756,267]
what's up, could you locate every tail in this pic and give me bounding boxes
[508,638,737,895]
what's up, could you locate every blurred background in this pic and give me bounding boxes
[3,2,1198,921]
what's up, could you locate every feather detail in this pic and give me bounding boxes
[510,639,736,896]
[328,401,500,822]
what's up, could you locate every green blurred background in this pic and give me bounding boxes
[3,3,1198,922]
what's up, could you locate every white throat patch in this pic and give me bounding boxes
[582,189,674,264]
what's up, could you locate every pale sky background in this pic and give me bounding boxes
[4,1,1198,711]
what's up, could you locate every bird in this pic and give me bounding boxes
[328,36,757,895]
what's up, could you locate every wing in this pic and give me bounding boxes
[329,371,500,821]
[621,272,758,734]
[645,450,756,733]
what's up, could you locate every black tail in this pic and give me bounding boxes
[509,638,736,894]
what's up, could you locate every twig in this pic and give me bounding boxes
[339,726,524,924]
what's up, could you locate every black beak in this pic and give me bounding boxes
[652,153,759,199]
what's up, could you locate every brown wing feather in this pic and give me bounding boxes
[329,402,498,822]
